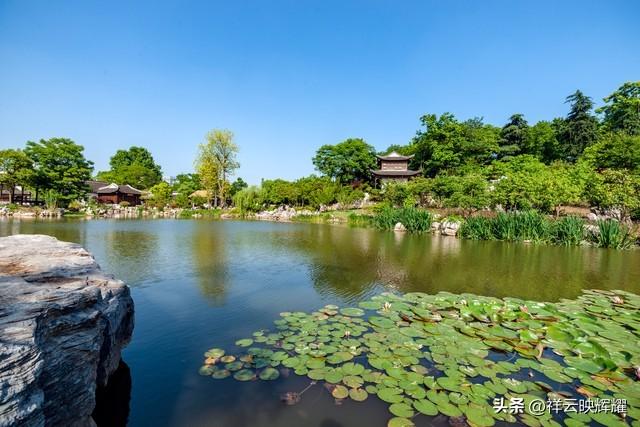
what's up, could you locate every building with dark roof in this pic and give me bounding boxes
[371,152,421,185]
[86,180,143,205]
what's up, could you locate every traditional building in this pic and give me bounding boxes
[371,151,421,185]
[86,181,143,205]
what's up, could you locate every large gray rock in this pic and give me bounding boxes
[0,235,134,427]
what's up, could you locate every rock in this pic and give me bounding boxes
[587,213,598,221]
[585,224,599,237]
[393,222,407,232]
[441,220,461,236]
[430,221,441,233]
[0,235,134,427]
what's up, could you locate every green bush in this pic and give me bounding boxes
[373,205,432,232]
[459,217,494,240]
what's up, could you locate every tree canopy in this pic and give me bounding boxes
[97,146,162,189]
[195,129,240,207]
[597,81,640,135]
[313,138,376,184]
[0,149,33,203]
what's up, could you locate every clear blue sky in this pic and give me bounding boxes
[1,1,639,184]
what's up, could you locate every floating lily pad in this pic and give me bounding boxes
[204,348,225,358]
[235,339,253,347]
[233,369,255,381]
[332,385,349,399]
[259,367,280,380]
[387,417,415,427]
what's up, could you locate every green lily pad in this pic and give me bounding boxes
[332,385,349,399]
[233,369,255,381]
[389,402,414,417]
[387,417,415,427]
[211,369,231,379]
[349,388,368,402]
[235,339,253,347]
[259,367,280,380]
[204,348,225,358]
[413,398,438,416]
[378,387,404,403]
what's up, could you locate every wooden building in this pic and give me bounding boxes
[371,151,421,185]
[87,181,143,205]
[0,185,33,204]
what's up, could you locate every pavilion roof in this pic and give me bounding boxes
[376,151,414,161]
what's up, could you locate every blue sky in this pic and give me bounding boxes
[1,1,639,184]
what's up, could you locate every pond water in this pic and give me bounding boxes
[2,218,639,427]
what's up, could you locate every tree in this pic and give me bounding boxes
[312,138,376,184]
[172,173,201,208]
[597,81,640,135]
[586,169,640,221]
[195,129,240,208]
[499,114,529,158]
[524,120,560,161]
[148,181,173,207]
[24,138,94,206]
[229,177,248,197]
[582,133,640,172]
[559,90,599,161]
[97,146,162,189]
[411,114,499,177]
[0,149,33,203]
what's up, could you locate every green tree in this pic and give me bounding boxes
[229,177,248,197]
[148,181,173,207]
[586,169,640,221]
[233,186,264,214]
[582,133,640,172]
[172,173,201,208]
[24,138,94,206]
[525,120,560,161]
[312,138,376,184]
[499,114,529,159]
[0,149,33,203]
[559,90,599,161]
[597,81,640,135]
[97,146,162,189]
[195,129,240,208]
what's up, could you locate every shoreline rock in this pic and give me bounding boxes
[0,235,134,427]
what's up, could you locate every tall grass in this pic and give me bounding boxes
[460,212,593,247]
[590,219,635,250]
[550,216,585,246]
[373,206,433,232]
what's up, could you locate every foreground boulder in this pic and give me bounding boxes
[0,235,134,427]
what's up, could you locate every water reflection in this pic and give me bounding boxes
[191,222,229,306]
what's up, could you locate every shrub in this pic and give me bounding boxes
[373,205,432,232]
[119,201,130,208]
[459,217,494,240]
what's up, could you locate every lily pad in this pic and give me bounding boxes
[332,385,349,399]
[233,369,255,381]
[235,339,253,347]
[259,367,280,380]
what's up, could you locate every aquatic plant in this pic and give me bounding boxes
[549,216,585,246]
[201,290,640,427]
[459,217,494,240]
[373,206,433,233]
[591,219,635,250]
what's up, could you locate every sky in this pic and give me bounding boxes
[1,1,639,184]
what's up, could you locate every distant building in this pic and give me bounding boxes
[371,151,421,185]
[86,181,143,205]
[0,185,32,204]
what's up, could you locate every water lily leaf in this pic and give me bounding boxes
[413,398,438,416]
[225,361,243,371]
[465,405,495,426]
[387,417,415,427]
[307,369,327,380]
[378,387,404,403]
[220,355,236,363]
[332,385,349,399]
[437,376,462,392]
[235,339,253,347]
[258,367,280,380]
[204,348,225,358]
[325,370,343,384]
[349,388,368,402]
[340,307,365,317]
[564,357,603,374]
[341,362,365,375]
[233,369,255,381]
[211,369,230,379]
[389,402,414,417]
[343,375,364,388]
[437,401,462,417]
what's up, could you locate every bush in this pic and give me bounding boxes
[119,201,130,208]
[233,186,264,215]
[459,217,494,240]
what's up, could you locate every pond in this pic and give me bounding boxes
[1,218,639,427]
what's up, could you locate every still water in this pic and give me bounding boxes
[2,218,639,427]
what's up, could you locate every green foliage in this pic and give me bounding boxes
[43,189,60,210]
[336,186,364,207]
[312,138,376,184]
[459,217,494,240]
[0,149,33,203]
[585,169,640,220]
[66,200,84,212]
[549,216,585,246]
[196,129,240,207]
[558,90,599,161]
[97,146,162,189]
[499,113,529,159]
[373,205,432,232]
[432,173,490,212]
[582,133,640,172]
[148,181,173,207]
[590,220,635,250]
[24,138,94,207]
[411,114,499,177]
[597,81,640,135]
[229,177,248,196]
[492,211,549,242]
[233,186,264,215]
[172,173,201,208]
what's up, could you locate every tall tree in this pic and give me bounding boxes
[97,146,162,189]
[312,138,376,184]
[195,129,240,208]
[0,149,33,203]
[498,114,529,159]
[24,138,94,206]
[559,90,599,161]
[597,81,640,135]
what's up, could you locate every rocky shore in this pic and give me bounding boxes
[0,235,134,427]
